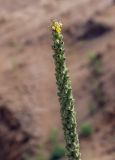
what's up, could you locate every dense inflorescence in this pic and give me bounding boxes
[51,21,81,160]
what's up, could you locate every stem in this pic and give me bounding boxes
[51,21,81,160]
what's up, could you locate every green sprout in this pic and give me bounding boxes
[80,123,93,137]
[49,144,65,160]
[49,128,59,145]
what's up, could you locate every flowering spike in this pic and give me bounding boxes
[51,21,62,34]
[51,20,81,160]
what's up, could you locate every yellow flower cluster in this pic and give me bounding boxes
[52,21,63,34]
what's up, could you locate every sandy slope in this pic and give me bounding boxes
[0,0,115,160]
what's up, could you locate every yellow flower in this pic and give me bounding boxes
[51,21,62,34]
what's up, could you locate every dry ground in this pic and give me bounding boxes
[0,0,115,160]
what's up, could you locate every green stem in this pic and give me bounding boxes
[51,21,81,160]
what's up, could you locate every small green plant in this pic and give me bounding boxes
[88,52,105,112]
[36,153,46,160]
[51,21,81,160]
[94,84,105,107]
[7,40,24,52]
[49,128,59,145]
[89,53,102,76]
[21,154,32,160]
[80,123,93,137]
[89,53,97,61]
[49,144,65,160]
[88,103,97,116]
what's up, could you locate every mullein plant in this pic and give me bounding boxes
[51,21,81,160]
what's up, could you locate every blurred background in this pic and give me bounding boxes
[0,0,115,160]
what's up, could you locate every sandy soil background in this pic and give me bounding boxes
[0,0,115,160]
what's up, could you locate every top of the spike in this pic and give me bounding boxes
[51,20,63,34]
